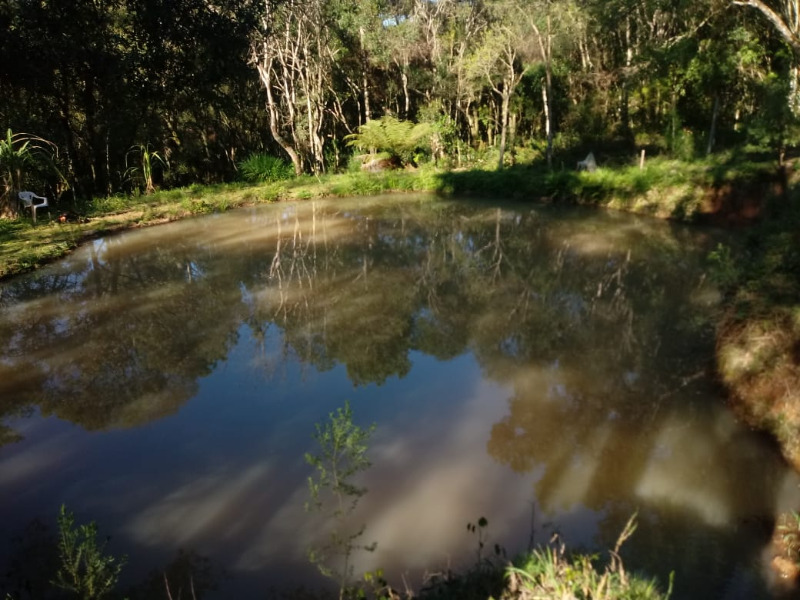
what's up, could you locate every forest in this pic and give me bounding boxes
[1,0,799,208]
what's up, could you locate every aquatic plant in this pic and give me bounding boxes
[504,514,672,600]
[54,505,126,600]
[305,400,376,599]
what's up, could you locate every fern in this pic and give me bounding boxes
[345,116,432,166]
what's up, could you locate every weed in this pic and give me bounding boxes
[305,401,377,600]
[505,514,672,600]
[54,505,126,600]
[707,243,740,291]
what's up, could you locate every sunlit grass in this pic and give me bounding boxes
[0,156,781,281]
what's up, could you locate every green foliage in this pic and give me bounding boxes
[54,505,126,600]
[238,153,294,183]
[0,129,34,196]
[125,144,168,195]
[346,117,432,167]
[306,401,375,515]
[707,243,740,292]
[305,401,376,597]
[506,515,672,600]
[744,70,800,158]
[0,129,63,215]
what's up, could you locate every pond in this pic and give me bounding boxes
[0,194,797,598]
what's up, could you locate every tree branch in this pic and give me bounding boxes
[733,0,800,54]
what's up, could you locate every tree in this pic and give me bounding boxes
[466,6,530,170]
[252,0,341,174]
[733,0,800,117]
[733,0,800,54]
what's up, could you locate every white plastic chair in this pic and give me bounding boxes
[576,152,597,172]
[18,191,49,224]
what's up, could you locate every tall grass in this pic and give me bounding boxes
[505,515,672,600]
[238,153,294,183]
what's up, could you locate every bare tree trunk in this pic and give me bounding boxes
[401,67,410,117]
[621,15,633,137]
[544,48,553,167]
[359,26,371,122]
[498,86,510,170]
[531,14,554,168]
[258,61,303,174]
[706,93,720,155]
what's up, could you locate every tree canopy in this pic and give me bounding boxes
[1,0,798,205]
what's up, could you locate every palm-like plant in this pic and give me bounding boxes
[0,129,33,194]
[125,143,168,195]
[0,129,61,218]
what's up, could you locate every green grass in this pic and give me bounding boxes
[421,515,671,600]
[0,157,782,281]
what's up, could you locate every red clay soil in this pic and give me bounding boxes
[699,167,788,226]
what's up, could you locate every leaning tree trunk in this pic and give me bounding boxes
[258,62,303,175]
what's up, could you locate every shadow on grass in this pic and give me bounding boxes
[432,156,785,224]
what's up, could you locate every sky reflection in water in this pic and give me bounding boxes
[0,195,798,598]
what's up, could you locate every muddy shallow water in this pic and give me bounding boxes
[0,195,797,598]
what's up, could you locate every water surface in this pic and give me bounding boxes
[0,195,796,598]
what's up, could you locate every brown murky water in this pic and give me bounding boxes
[0,195,796,598]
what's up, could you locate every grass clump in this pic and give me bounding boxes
[239,153,294,183]
[421,515,670,600]
[504,515,670,600]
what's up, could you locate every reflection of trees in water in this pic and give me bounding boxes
[0,200,715,439]
[0,234,247,434]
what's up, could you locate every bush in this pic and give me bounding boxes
[238,153,294,183]
[345,116,432,167]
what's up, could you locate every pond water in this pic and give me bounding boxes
[0,195,797,598]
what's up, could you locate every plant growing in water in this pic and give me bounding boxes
[53,505,126,600]
[506,514,673,600]
[305,400,376,599]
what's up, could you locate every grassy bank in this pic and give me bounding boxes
[712,170,800,468]
[0,155,783,281]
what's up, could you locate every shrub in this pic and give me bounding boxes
[345,116,432,167]
[238,153,294,183]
